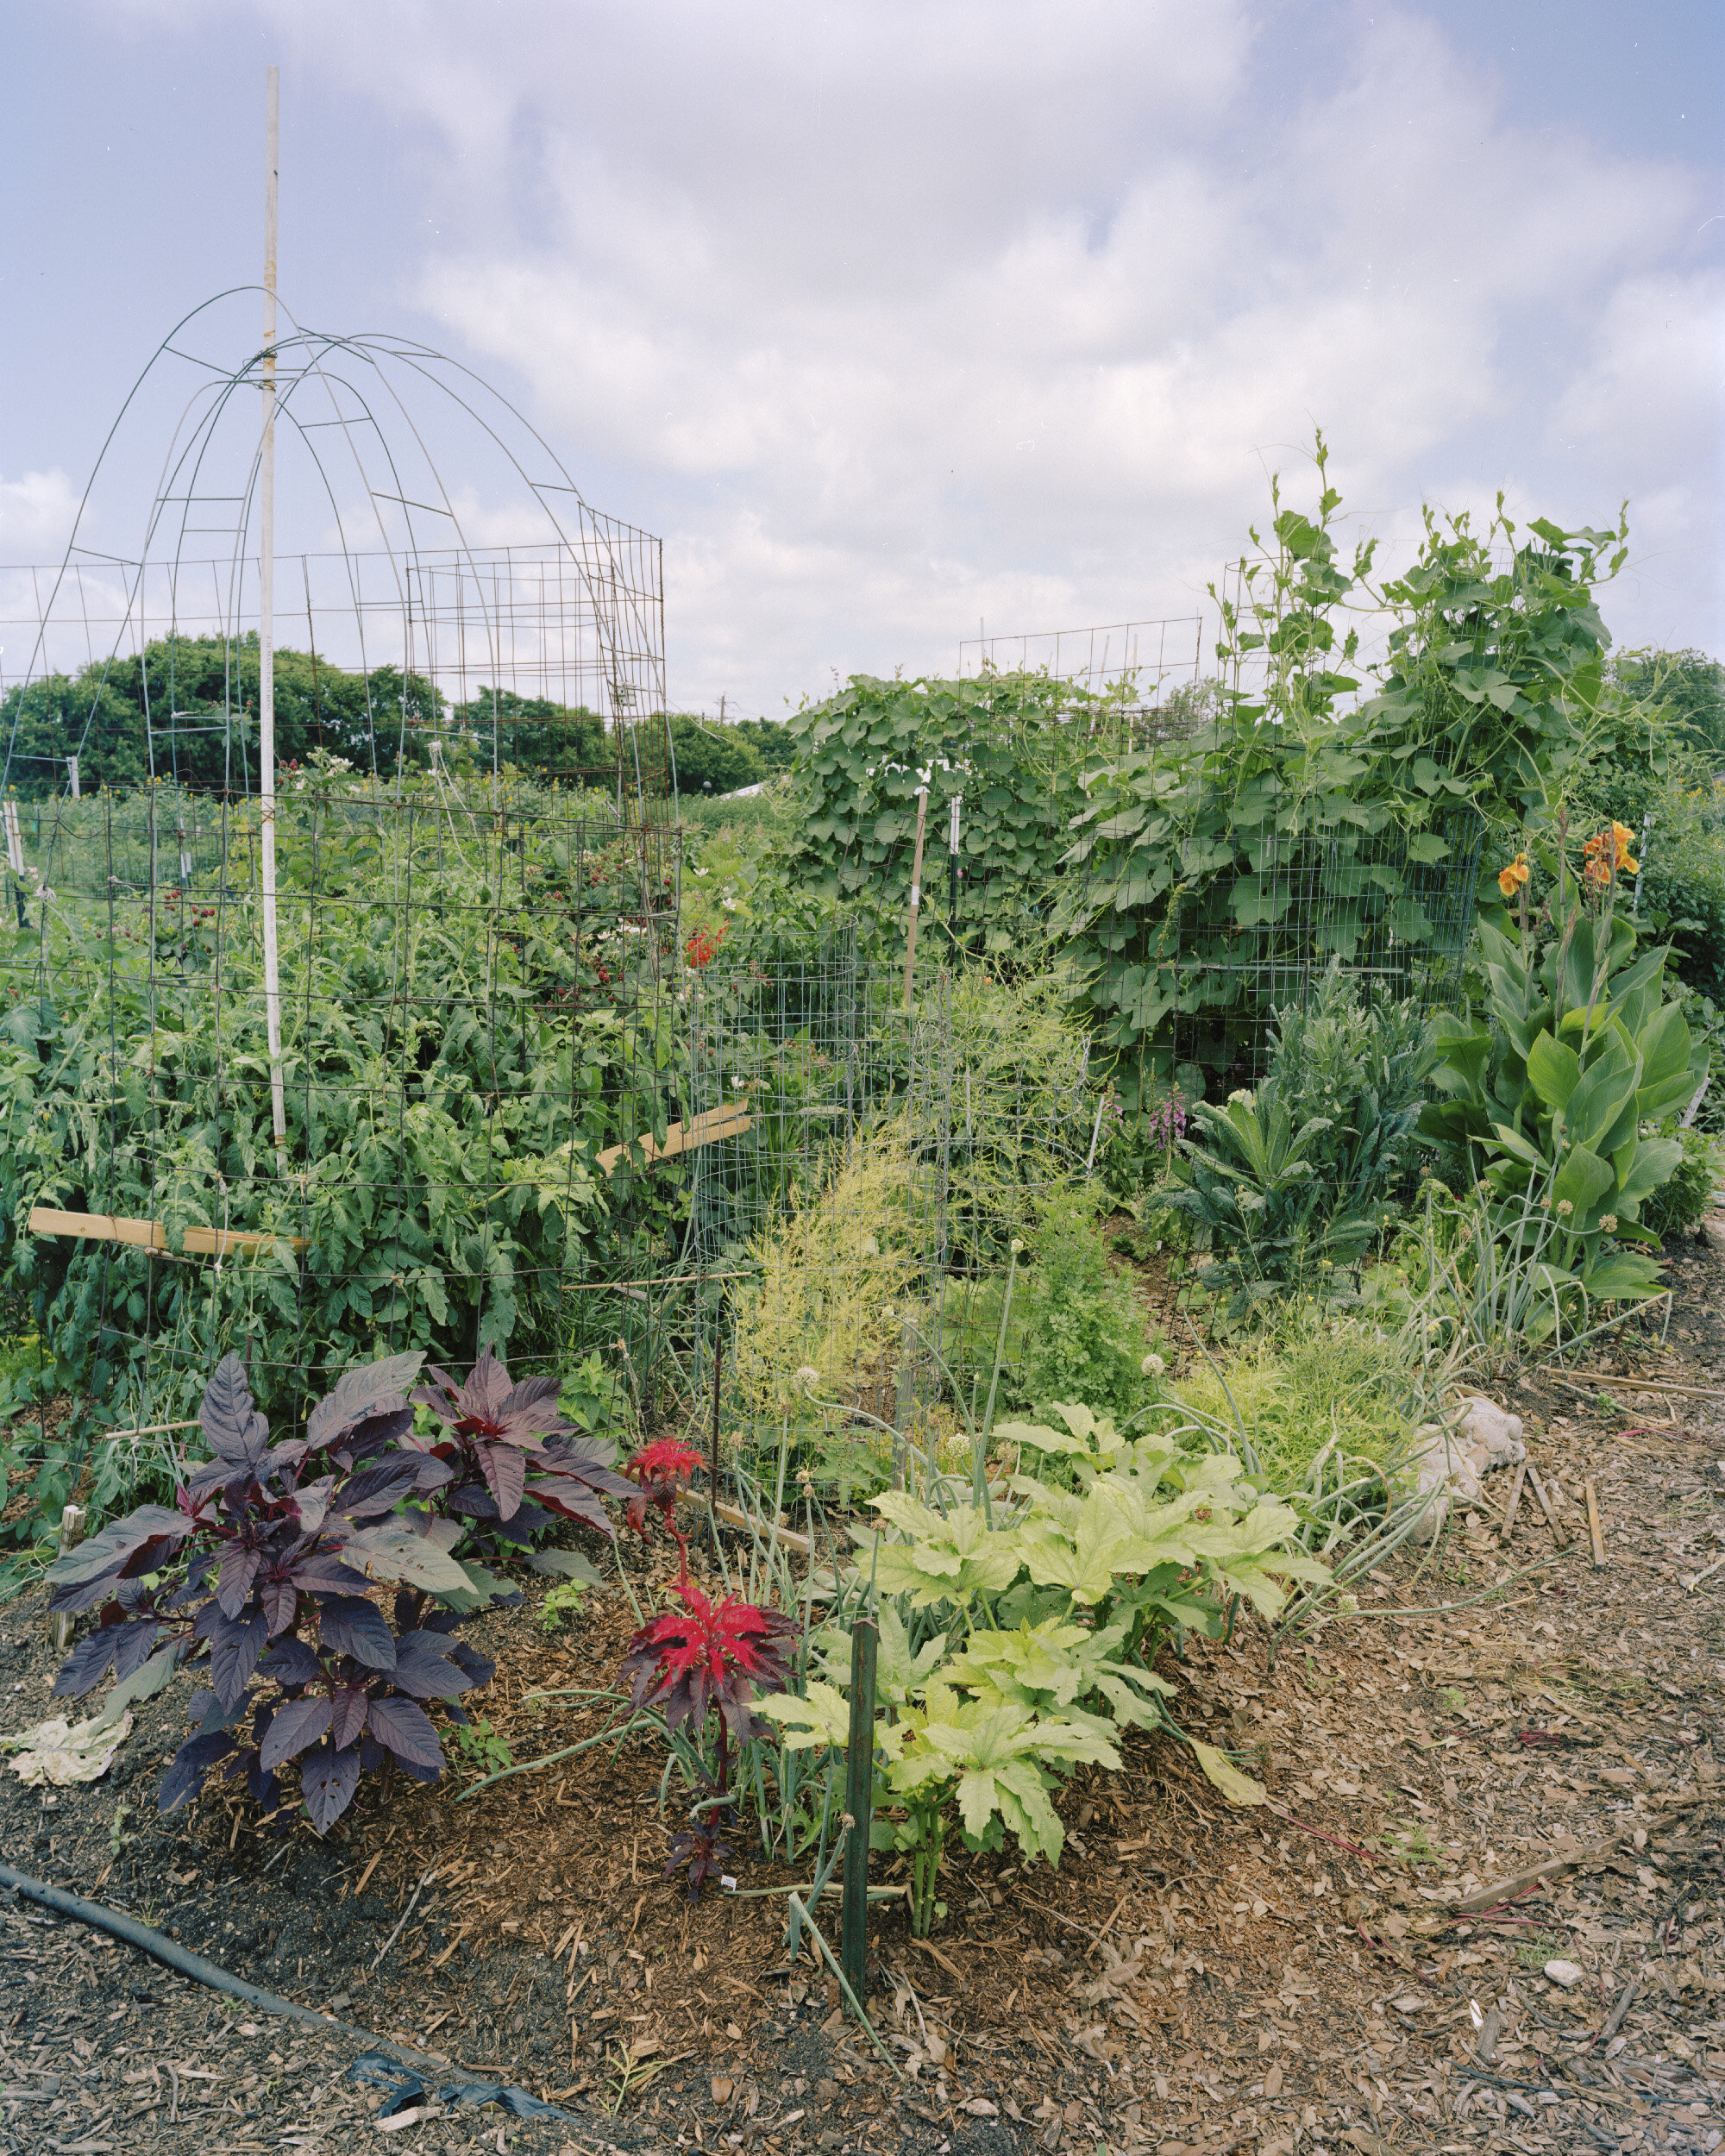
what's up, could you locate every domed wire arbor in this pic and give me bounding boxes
[0,290,692,1463]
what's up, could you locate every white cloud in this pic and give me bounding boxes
[0,468,84,562]
[68,1,1725,701]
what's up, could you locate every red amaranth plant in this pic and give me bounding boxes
[620,1580,797,1799]
[623,1438,705,1586]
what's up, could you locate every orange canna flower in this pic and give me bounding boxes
[1496,852,1532,899]
[1610,820,1638,873]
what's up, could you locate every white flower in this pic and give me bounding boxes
[1600,1213,1618,1233]
[794,1365,821,1392]
[1140,1352,1166,1377]
[1010,1238,1025,1256]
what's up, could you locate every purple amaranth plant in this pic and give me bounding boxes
[408,1349,633,1581]
[44,1346,628,1835]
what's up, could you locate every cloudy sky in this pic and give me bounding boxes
[1,0,1720,718]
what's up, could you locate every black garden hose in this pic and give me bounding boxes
[0,1861,438,2071]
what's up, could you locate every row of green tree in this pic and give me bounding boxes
[0,634,794,799]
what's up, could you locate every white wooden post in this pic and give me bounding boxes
[259,64,287,1162]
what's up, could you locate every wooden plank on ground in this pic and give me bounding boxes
[27,1206,303,1258]
[596,1099,753,1175]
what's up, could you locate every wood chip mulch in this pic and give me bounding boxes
[3,1227,1723,2153]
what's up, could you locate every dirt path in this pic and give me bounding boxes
[2,1238,1722,2155]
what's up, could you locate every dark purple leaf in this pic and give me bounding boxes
[447,1482,497,1520]
[495,1374,568,1439]
[285,1552,374,1596]
[329,1683,369,1752]
[529,1478,616,1538]
[298,1739,361,1835]
[317,1595,396,1670]
[51,1626,122,1699]
[539,1435,633,1496]
[159,1729,236,1813]
[206,1607,269,1714]
[486,1498,553,1546]
[259,1636,320,1688]
[359,1732,389,1772]
[260,1577,298,1636]
[260,1694,333,1773]
[112,1619,162,1682]
[504,1370,560,1413]
[247,1754,279,1810]
[200,1352,269,1465]
[396,1752,442,1785]
[477,1442,526,1521]
[389,1632,474,1701]
[341,1406,417,1460]
[216,1546,262,1620]
[333,1453,434,1520]
[411,1361,461,1423]
[45,1505,188,1592]
[187,1688,232,1732]
[306,1353,425,1453]
[447,1640,496,1688]
[289,1474,334,1533]
[466,1349,511,1417]
[366,1694,442,1773]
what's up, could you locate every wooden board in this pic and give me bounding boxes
[27,1206,304,1259]
[596,1098,753,1175]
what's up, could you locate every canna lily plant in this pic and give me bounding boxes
[1423,810,1709,1305]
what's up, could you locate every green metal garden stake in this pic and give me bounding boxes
[841,1616,878,2005]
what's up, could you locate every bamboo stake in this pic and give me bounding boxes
[901,785,929,1006]
[1524,1463,1568,1549]
[47,1506,85,1653]
[1584,1480,1607,1570]
[1496,1458,1527,1545]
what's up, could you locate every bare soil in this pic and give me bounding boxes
[2,1232,1722,2155]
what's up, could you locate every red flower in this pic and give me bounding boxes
[623,1437,706,1547]
[684,923,725,969]
[621,1581,798,1750]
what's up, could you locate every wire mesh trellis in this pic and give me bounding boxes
[1162,808,1488,1087]
[675,938,1104,1501]
[956,614,1209,760]
[0,303,688,1488]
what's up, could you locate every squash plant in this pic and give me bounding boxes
[781,670,1132,952]
[1059,442,1629,1107]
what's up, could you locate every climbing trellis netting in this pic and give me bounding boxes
[0,292,682,1454]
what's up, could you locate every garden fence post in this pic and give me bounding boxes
[841,1615,878,2006]
[901,786,929,1006]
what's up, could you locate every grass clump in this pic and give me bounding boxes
[1158,1302,1421,1484]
